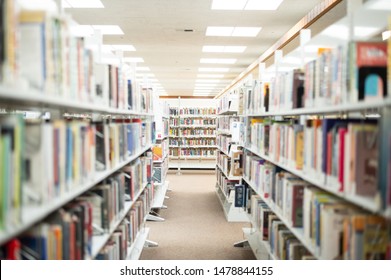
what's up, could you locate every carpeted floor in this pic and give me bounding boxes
[140,170,255,260]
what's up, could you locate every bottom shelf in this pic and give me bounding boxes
[215,185,249,222]
[152,181,169,209]
[169,158,216,169]
[242,228,275,260]
[127,227,150,260]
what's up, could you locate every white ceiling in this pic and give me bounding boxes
[65,0,326,97]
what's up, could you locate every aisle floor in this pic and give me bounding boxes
[140,171,255,260]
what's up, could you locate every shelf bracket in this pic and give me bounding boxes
[233,239,250,248]
[144,239,158,248]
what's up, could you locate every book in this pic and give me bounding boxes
[349,41,388,102]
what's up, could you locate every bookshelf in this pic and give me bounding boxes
[149,99,170,222]
[218,0,391,260]
[168,98,218,170]
[214,98,248,222]
[0,1,156,260]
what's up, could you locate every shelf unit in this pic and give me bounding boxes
[168,99,218,170]
[0,1,157,260]
[217,0,391,260]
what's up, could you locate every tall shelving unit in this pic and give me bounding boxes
[149,99,170,222]
[219,0,391,260]
[215,92,249,222]
[0,1,157,260]
[168,98,218,170]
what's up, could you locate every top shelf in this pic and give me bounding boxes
[0,85,153,116]
[246,99,391,117]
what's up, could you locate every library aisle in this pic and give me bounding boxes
[141,171,255,260]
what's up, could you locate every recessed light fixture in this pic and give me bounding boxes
[195,79,221,83]
[198,67,230,72]
[136,73,155,77]
[62,0,104,8]
[202,45,247,53]
[211,0,283,10]
[197,74,225,78]
[108,45,136,51]
[206,26,261,37]
[200,58,237,64]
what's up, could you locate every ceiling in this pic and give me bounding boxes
[65,0,328,97]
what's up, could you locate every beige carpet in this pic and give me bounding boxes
[140,171,255,260]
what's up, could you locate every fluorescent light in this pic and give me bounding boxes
[232,27,261,37]
[244,0,283,10]
[63,0,104,8]
[197,74,225,78]
[195,79,221,83]
[202,45,247,53]
[225,46,247,52]
[91,25,124,35]
[211,0,246,10]
[211,0,283,11]
[198,67,230,72]
[206,27,234,36]
[71,25,124,37]
[206,26,261,37]
[200,58,237,64]
[123,57,144,63]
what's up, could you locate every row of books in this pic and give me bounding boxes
[217,91,239,114]
[243,152,391,259]
[177,128,216,136]
[0,115,153,232]
[247,117,387,208]
[217,152,242,178]
[242,41,388,115]
[178,119,216,126]
[217,134,232,155]
[169,147,217,157]
[249,194,313,260]
[169,138,216,146]
[152,156,169,184]
[0,159,152,260]
[217,116,240,132]
[216,168,237,201]
[152,138,169,162]
[169,107,216,116]
[96,187,152,260]
[0,0,153,112]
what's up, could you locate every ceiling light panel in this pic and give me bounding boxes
[206,26,261,37]
[211,0,284,11]
[198,67,230,72]
[63,0,104,8]
[244,0,284,10]
[197,74,225,78]
[202,45,247,53]
[90,25,124,35]
[136,67,151,71]
[231,27,261,37]
[211,0,246,10]
[200,58,237,64]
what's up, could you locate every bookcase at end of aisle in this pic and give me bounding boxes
[149,99,170,222]
[168,98,218,170]
[0,0,157,260]
[229,0,391,260]
[215,90,249,222]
